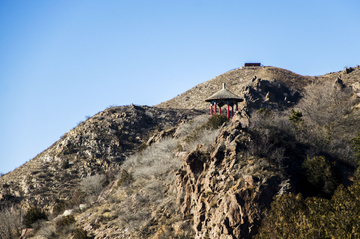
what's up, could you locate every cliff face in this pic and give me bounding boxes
[177,113,285,239]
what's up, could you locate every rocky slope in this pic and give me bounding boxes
[58,112,287,239]
[177,113,286,239]
[0,105,204,211]
[1,65,360,239]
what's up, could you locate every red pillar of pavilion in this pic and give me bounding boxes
[227,104,230,119]
[219,106,221,115]
[210,104,213,116]
[214,104,217,115]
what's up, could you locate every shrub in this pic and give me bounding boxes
[352,132,360,160]
[248,111,294,167]
[256,181,360,239]
[116,137,183,234]
[288,108,303,124]
[298,80,352,128]
[0,206,23,238]
[56,215,75,229]
[53,200,67,216]
[115,130,122,139]
[70,189,86,208]
[256,193,307,239]
[117,169,131,187]
[105,168,119,184]
[204,114,228,130]
[122,138,179,181]
[352,132,360,179]
[257,108,271,117]
[187,129,220,152]
[23,207,48,228]
[61,159,70,169]
[73,228,88,239]
[302,156,339,196]
[175,144,183,152]
[175,115,209,138]
[133,139,180,180]
[138,142,148,152]
[38,221,56,238]
[185,115,227,143]
[80,174,106,203]
[157,225,194,239]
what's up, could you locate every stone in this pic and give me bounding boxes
[264,91,276,102]
[352,82,360,91]
[21,228,35,238]
[79,203,88,211]
[333,78,345,89]
[63,209,73,216]
[243,175,255,187]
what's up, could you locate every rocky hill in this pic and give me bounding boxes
[157,65,360,112]
[1,65,360,239]
[0,105,204,211]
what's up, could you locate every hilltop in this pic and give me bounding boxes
[157,65,360,112]
[1,65,360,238]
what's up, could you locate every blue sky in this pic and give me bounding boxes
[1,0,359,174]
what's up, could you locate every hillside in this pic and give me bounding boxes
[157,65,360,112]
[1,65,360,238]
[0,106,204,211]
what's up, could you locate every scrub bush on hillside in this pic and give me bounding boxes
[80,174,107,204]
[256,181,360,239]
[23,207,48,228]
[0,206,23,239]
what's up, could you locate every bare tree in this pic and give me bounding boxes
[0,206,23,239]
[298,80,352,129]
[80,174,106,204]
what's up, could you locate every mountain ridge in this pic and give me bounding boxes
[156,65,360,111]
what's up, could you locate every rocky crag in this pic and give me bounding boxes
[177,113,285,239]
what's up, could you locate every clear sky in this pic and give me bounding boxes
[1,0,359,174]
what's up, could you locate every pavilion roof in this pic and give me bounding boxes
[205,83,243,102]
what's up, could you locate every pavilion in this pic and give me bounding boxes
[205,83,243,119]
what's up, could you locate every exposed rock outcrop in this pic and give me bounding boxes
[176,113,283,238]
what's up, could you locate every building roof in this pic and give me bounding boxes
[205,83,243,102]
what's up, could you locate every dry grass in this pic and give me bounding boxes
[175,115,210,139]
[186,129,219,152]
[122,138,179,181]
[113,138,183,235]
